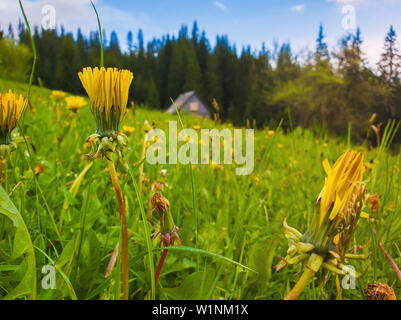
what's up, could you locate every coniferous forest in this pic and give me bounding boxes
[2,21,401,141]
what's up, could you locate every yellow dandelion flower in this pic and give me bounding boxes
[318,150,365,223]
[78,67,133,136]
[65,96,86,112]
[122,125,135,134]
[268,130,275,136]
[185,136,194,144]
[277,149,368,300]
[0,90,28,144]
[303,149,366,253]
[51,90,66,100]
[193,125,201,130]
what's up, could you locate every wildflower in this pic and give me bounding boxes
[122,125,135,135]
[143,120,152,133]
[34,164,44,176]
[268,130,275,136]
[78,67,133,159]
[0,90,28,158]
[193,125,201,130]
[50,90,66,100]
[364,283,396,300]
[210,163,222,170]
[276,150,369,300]
[78,67,133,137]
[65,96,86,112]
[303,150,366,254]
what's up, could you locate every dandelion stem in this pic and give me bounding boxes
[107,159,129,300]
[150,248,169,300]
[373,226,401,283]
[284,253,323,300]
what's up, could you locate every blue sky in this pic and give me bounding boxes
[2,0,401,67]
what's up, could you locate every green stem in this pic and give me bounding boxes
[170,98,198,248]
[126,162,155,300]
[18,0,37,109]
[91,0,104,68]
[284,253,323,300]
[108,159,129,300]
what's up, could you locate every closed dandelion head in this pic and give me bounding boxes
[78,67,133,137]
[65,96,86,113]
[151,193,170,215]
[79,67,133,159]
[0,90,27,145]
[151,193,181,247]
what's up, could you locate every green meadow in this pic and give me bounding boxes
[0,78,400,300]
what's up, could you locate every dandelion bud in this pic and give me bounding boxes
[151,193,175,234]
[151,192,170,214]
[0,90,28,156]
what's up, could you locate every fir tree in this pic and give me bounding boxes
[379,25,401,85]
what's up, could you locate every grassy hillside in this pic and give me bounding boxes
[0,78,400,300]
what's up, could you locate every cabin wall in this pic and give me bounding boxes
[184,96,211,117]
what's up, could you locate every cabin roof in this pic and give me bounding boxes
[167,91,211,117]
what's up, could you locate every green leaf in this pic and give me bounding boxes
[164,246,257,274]
[0,186,37,300]
[163,268,215,300]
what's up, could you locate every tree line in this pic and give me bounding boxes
[2,21,401,141]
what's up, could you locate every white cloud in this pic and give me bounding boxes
[0,0,156,51]
[291,4,305,13]
[213,1,228,12]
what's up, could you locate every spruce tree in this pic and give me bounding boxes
[379,25,401,86]
[316,23,329,65]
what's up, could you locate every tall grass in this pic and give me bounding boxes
[0,78,400,299]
